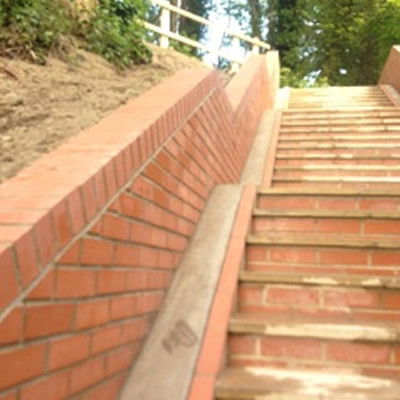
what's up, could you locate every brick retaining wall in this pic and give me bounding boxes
[0,52,279,400]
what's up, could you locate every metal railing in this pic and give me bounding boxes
[142,0,270,71]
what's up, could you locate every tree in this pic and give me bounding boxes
[226,0,400,86]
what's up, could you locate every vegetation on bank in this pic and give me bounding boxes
[0,0,151,69]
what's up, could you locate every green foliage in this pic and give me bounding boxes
[0,0,74,63]
[0,0,151,68]
[80,0,151,69]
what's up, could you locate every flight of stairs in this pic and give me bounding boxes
[215,86,400,399]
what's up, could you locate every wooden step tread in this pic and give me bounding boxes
[239,271,400,290]
[247,233,400,249]
[216,367,400,399]
[229,315,400,342]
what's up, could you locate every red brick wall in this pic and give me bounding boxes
[379,45,400,92]
[0,54,279,400]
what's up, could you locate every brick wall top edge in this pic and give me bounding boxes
[226,55,264,112]
[378,45,400,91]
[0,67,218,312]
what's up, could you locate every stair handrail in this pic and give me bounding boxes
[142,0,271,70]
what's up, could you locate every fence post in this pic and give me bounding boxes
[160,2,171,49]
[231,37,241,73]
[252,37,260,55]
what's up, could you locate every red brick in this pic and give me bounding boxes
[188,375,215,400]
[70,357,106,395]
[55,268,96,299]
[382,293,400,309]
[320,250,367,265]
[67,188,86,234]
[239,286,264,304]
[35,214,57,266]
[94,170,108,209]
[20,371,70,400]
[52,201,73,248]
[101,213,130,241]
[254,218,316,233]
[0,392,17,400]
[25,303,74,339]
[114,244,140,267]
[0,308,23,345]
[106,344,139,375]
[80,179,98,221]
[228,336,256,354]
[14,231,40,288]
[110,296,138,321]
[326,342,390,364]
[371,251,400,266]
[267,287,319,305]
[86,374,125,400]
[0,344,46,390]
[323,289,379,308]
[97,269,126,294]
[365,220,400,235]
[75,299,109,330]
[318,198,356,211]
[270,248,316,264]
[49,334,91,370]
[0,247,18,309]
[58,240,81,265]
[360,199,397,212]
[319,219,360,234]
[27,270,55,300]
[121,317,150,343]
[125,270,172,291]
[104,161,118,197]
[92,325,123,354]
[81,238,114,266]
[261,337,322,360]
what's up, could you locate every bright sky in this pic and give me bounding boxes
[203,2,247,65]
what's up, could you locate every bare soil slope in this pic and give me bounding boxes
[0,43,207,182]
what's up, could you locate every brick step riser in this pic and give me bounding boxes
[257,195,400,213]
[228,336,400,380]
[273,170,400,179]
[238,283,400,321]
[252,216,400,238]
[247,244,400,271]
[272,182,400,190]
[275,159,400,167]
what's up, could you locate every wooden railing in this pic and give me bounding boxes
[142,0,271,71]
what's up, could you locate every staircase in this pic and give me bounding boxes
[215,86,400,399]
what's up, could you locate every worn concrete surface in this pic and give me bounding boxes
[241,110,276,185]
[120,185,243,400]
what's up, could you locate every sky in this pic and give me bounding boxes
[202,2,247,66]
